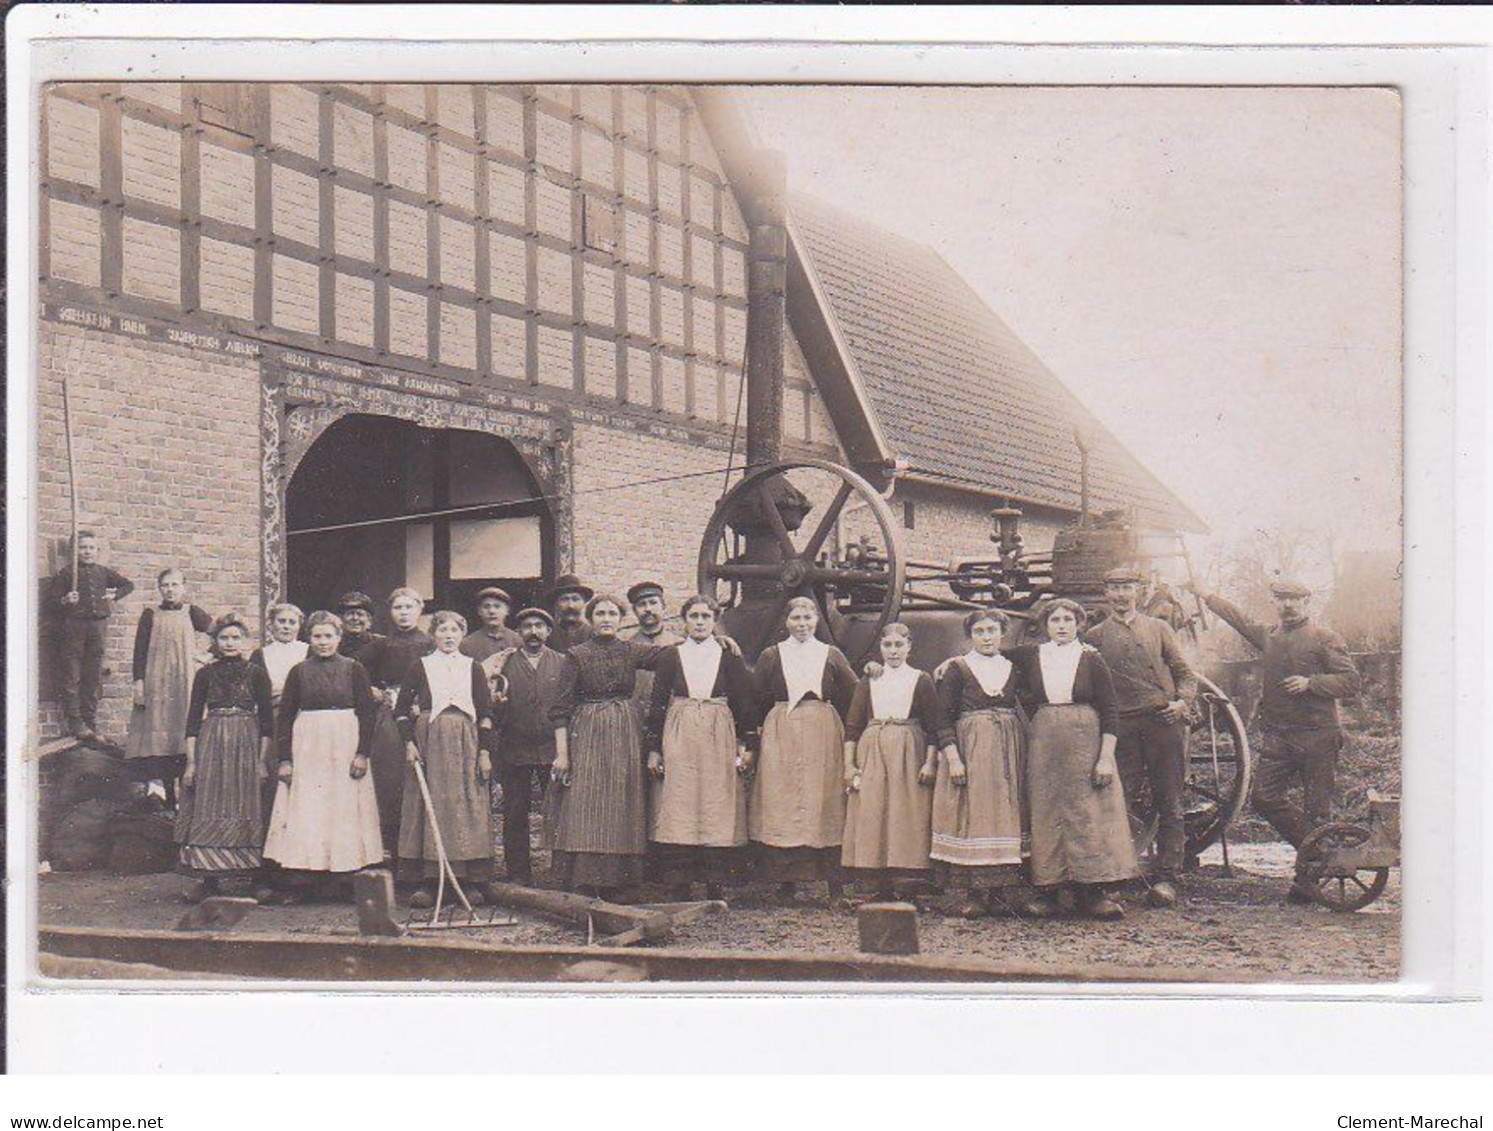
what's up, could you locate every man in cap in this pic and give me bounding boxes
[1188,575,1362,903]
[546,574,595,655]
[1085,566,1198,908]
[335,591,383,663]
[623,580,683,728]
[460,587,522,693]
[491,607,566,887]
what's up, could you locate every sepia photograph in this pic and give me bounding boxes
[25,75,1404,989]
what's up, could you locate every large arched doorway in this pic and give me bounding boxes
[285,414,554,627]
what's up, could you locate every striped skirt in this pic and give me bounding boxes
[264,709,384,874]
[931,708,1028,887]
[550,699,646,890]
[398,707,494,882]
[175,708,264,876]
[842,719,934,873]
[1027,704,1139,887]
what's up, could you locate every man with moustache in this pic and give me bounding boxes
[1188,576,1362,904]
[546,574,595,655]
[624,580,683,729]
[491,607,566,887]
[335,591,384,664]
[1085,567,1197,908]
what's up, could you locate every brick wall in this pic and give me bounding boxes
[35,322,262,741]
[569,423,730,605]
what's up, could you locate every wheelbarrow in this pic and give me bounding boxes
[1295,791,1400,912]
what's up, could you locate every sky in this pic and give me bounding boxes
[734,86,1403,559]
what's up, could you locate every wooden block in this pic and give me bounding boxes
[354,869,404,937]
[857,901,920,956]
[175,896,257,932]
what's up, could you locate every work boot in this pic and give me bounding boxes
[1078,885,1125,921]
[1086,896,1126,921]
[407,887,435,910]
[1286,879,1318,906]
[1148,880,1179,909]
[1020,893,1060,919]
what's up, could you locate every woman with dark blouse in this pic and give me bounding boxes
[644,594,759,900]
[262,611,382,897]
[358,587,436,854]
[175,612,275,901]
[1005,598,1138,920]
[750,596,859,907]
[930,608,1030,918]
[841,622,953,903]
[548,595,669,898]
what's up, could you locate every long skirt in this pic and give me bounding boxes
[1027,704,1139,887]
[842,720,933,873]
[750,699,847,883]
[651,698,748,847]
[125,608,196,765]
[550,699,646,891]
[175,708,264,876]
[648,698,749,886]
[263,709,384,873]
[397,707,494,883]
[931,708,1028,890]
[368,699,407,851]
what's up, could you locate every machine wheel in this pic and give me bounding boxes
[1181,676,1252,857]
[1297,822,1389,912]
[697,459,905,668]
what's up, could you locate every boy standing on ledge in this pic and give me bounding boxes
[48,530,135,742]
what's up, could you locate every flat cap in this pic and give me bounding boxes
[626,580,666,605]
[1270,577,1312,598]
[545,574,594,604]
[513,606,555,629]
[336,590,375,612]
[474,586,513,605]
[1103,566,1145,585]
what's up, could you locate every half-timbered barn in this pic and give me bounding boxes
[35,81,1198,743]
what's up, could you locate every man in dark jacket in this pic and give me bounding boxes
[336,591,384,663]
[491,607,566,887]
[1086,566,1198,907]
[1190,576,1362,903]
[546,574,594,654]
[48,530,135,741]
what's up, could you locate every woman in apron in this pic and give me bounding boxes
[1005,598,1137,920]
[644,594,758,900]
[930,609,1030,918]
[124,567,212,811]
[750,596,858,907]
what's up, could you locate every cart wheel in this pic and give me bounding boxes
[1297,822,1389,912]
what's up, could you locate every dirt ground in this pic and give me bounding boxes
[36,840,1399,984]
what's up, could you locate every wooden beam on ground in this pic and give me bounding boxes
[39,925,1246,985]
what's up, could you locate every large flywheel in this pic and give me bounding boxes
[698,459,906,667]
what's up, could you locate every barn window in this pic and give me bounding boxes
[903,498,916,530]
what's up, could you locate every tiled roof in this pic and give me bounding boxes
[789,194,1206,533]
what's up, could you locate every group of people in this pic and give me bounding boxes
[50,528,1363,916]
